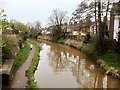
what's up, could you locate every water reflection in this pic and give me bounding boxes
[35,42,120,88]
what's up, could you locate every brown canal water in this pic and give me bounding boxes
[34,41,120,88]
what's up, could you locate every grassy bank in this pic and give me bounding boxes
[80,35,97,59]
[98,51,120,79]
[57,38,66,44]
[11,43,30,80]
[28,39,41,88]
[56,36,120,79]
[57,35,97,59]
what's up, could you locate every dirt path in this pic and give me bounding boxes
[11,45,36,88]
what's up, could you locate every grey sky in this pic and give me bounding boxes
[1,0,82,27]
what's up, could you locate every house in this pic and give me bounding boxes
[66,21,89,40]
[114,15,120,41]
[90,22,99,34]
[68,22,80,40]
[113,1,120,41]
[43,26,57,40]
[109,1,120,41]
[66,22,74,38]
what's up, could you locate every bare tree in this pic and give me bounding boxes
[28,21,42,39]
[33,21,41,29]
[33,20,42,34]
[26,22,33,30]
[71,1,88,22]
[48,9,68,39]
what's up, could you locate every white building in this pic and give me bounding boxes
[112,1,120,41]
[113,15,120,41]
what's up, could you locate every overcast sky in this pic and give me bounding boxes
[1,0,83,27]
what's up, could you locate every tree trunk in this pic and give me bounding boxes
[95,0,97,34]
[109,13,114,40]
[98,0,104,54]
[104,1,109,38]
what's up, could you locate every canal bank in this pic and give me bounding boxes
[38,38,120,80]
[3,40,41,88]
[11,43,36,88]
[34,40,120,88]
[27,39,41,88]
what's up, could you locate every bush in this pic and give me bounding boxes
[99,51,120,75]
[57,38,65,44]
[21,32,28,41]
[83,33,91,43]
[2,35,18,55]
[2,35,18,63]
[86,33,91,40]
[12,45,30,74]
[2,46,12,63]
[28,40,41,88]
[81,35,98,59]
[18,40,23,49]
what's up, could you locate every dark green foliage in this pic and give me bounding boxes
[100,51,120,70]
[57,38,65,44]
[81,35,97,59]
[29,34,33,38]
[21,32,28,41]
[18,40,23,49]
[13,21,28,32]
[12,45,30,73]
[2,46,12,63]
[86,33,91,41]
[28,40,41,88]
[2,35,17,63]
[96,22,109,54]
[2,19,9,30]
[101,22,109,38]
[83,33,91,43]
[29,33,38,40]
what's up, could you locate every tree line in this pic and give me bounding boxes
[0,8,42,63]
[47,0,120,54]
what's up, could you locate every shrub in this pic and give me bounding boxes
[86,33,91,41]
[2,34,18,63]
[57,38,65,44]
[2,46,12,63]
[28,40,41,88]
[21,32,28,41]
[18,40,23,49]
[83,33,91,43]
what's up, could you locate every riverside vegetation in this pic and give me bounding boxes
[39,33,120,79]
[10,43,30,82]
[27,39,41,88]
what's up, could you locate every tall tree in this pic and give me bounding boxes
[0,8,9,30]
[48,9,68,39]
[33,20,42,35]
[94,0,98,34]
[97,0,105,54]
[28,21,42,39]
[71,1,89,22]
[0,9,18,62]
[13,21,28,32]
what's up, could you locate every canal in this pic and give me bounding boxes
[34,41,120,88]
